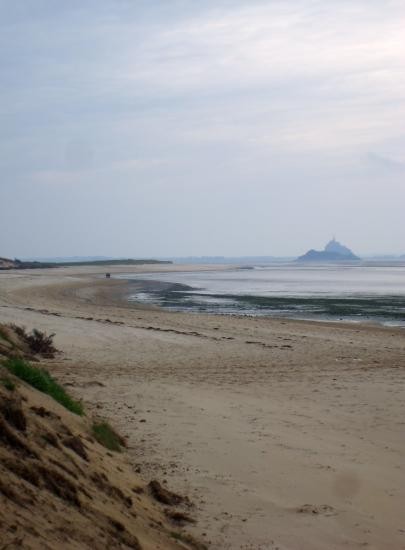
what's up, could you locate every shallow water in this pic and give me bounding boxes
[116,262,405,326]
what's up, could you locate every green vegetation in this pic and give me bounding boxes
[2,358,83,415]
[1,376,16,391]
[92,421,123,452]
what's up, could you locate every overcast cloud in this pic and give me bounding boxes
[1,0,404,257]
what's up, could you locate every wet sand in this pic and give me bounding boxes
[1,265,404,549]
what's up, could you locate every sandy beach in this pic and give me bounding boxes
[1,265,404,550]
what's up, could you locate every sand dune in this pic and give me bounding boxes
[0,323,203,550]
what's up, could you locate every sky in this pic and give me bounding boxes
[1,0,404,258]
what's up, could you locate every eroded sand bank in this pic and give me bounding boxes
[1,265,404,549]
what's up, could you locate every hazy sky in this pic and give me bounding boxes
[1,0,404,258]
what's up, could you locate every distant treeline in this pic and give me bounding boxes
[0,258,172,270]
[49,259,172,267]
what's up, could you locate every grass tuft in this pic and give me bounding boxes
[0,326,15,348]
[2,358,83,415]
[92,422,123,452]
[1,376,16,391]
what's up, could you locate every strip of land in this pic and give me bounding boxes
[0,256,171,270]
[1,264,404,549]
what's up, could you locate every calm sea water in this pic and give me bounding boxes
[117,263,405,326]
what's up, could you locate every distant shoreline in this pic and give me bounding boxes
[0,257,171,271]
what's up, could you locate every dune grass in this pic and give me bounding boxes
[92,421,123,452]
[2,357,83,415]
[1,376,16,391]
[0,326,15,347]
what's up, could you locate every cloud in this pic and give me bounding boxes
[2,1,404,158]
[1,1,405,256]
[366,152,405,173]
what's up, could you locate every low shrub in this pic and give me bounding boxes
[11,325,57,357]
[0,327,11,343]
[3,358,83,415]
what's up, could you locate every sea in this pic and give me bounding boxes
[116,262,405,327]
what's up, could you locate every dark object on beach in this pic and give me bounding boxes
[106,273,111,278]
[165,509,196,525]
[148,480,186,506]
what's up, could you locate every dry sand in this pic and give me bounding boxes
[1,265,404,550]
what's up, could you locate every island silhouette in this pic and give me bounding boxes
[297,238,360,261]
